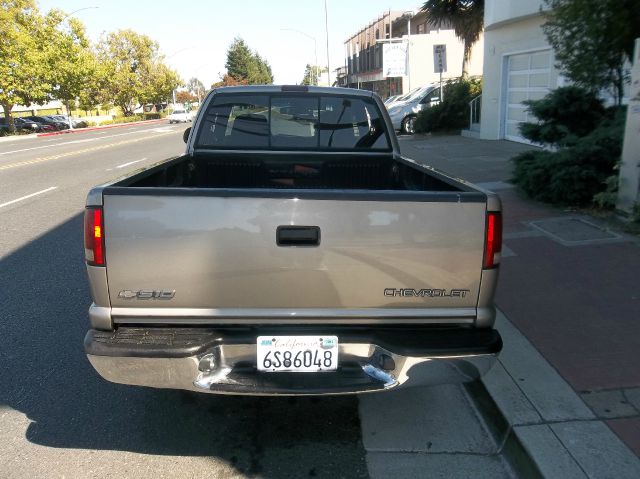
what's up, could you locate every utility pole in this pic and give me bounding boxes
[325,0,331,86]
[404,11,413,93]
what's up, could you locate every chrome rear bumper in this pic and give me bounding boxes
[85,326,501,395]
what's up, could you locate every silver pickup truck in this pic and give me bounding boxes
[84,85,502,395]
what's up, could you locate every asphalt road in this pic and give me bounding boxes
[0,124,513,478]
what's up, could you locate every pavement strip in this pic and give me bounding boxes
[0,186,57,209]
[0,131,174,171]
[359,310,640,478]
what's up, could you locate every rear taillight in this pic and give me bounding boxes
[84,207,105,266]
[483,212,502,269]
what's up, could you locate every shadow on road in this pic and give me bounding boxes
[0,213,368,478]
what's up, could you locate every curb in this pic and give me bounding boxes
[471,311,640,478]
[36,118,167,137]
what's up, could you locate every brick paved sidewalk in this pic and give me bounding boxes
[401,134,640,455]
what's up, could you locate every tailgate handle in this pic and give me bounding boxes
[276,226,321,247]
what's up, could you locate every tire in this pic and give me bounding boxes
[401,115,417,135]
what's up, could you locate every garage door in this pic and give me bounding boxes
[504,50,552,142]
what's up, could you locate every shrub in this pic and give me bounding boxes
[98,112,165,126]
[512,101,625,207]
[415,78,482,133]
[518,86,606,146]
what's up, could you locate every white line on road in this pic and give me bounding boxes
[0,129,171,156]
[115,158,147,169]
[64,138,98,145]
[0,186,57,209]
[0,143,61,156]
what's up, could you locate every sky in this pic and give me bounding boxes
[38,0,418,88]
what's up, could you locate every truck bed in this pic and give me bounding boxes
[115,152,469,193]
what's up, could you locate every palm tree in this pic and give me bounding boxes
[421,0,484,78]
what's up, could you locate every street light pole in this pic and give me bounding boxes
[62,6,99,20]
[166,46,196,109]
[62,6,99,130]
[281,29,318,85]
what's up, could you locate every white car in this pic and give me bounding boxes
[168,109,192,124]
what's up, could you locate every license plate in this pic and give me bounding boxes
[257,336,339,372]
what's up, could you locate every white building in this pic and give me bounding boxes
[479,0,558,143]
[342,10,483,98]
[478,0,639,215]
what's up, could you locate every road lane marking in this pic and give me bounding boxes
[115,158,147,169]
[0,187,57,209]
[0,143,61,156]
[0,127,176,156]
[65,138,97,145]
[0,131,174,171]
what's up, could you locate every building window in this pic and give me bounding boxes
[385,24,390,38]
[417,23,425,34]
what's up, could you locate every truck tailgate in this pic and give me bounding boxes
[103,193,486,322]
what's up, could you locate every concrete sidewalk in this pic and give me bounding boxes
[401,134,640,458]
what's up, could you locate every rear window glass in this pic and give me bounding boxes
[196,93,390,151]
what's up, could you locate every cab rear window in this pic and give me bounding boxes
[195,93,390,151]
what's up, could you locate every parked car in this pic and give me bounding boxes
[23,115,69,131]
[168,109,192,123]
[0,117,53,134]
[83,85,503,396]
[50,115,88,129]
[384,87,422,108]
[384,94,400,105]
[387,85,441,134]
[16,117,56,132]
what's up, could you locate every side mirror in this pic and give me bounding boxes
[183,127,191,144]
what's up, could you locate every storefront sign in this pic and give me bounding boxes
[383,41,407,78]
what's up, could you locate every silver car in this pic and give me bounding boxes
[387,85,441,134]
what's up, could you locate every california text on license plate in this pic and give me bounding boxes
[256,336,339,372]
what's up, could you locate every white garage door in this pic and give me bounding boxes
[504,50,552,142]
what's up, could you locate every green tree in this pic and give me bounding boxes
[421,0,484,78]
[77,57,109,112]
[97,29,181,115]
[225,37,254,80]
[251,53,274,84]
[45,10,100,124]
[300,64,326,86]
[224,37,274,85]
[186,77,206,100]
[542,0,640,105]
[0,0,54,131]
[141,62,181,106]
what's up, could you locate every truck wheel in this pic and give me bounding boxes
[401,115,417,135]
